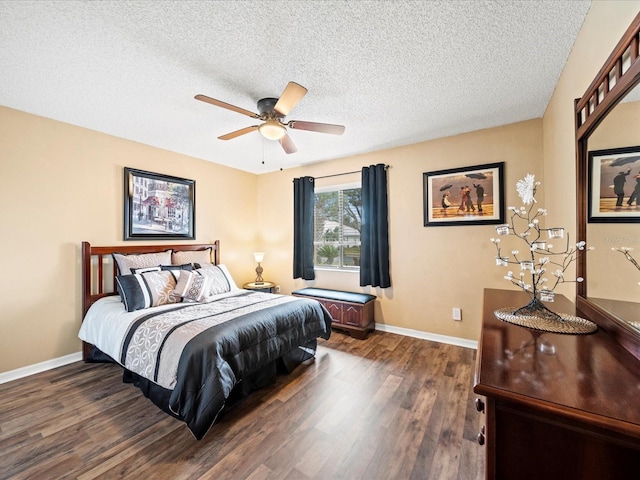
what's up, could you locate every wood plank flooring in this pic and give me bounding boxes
[0,331,484,480]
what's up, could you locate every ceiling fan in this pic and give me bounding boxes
[195,82,345,154]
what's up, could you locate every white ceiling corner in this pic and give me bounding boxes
[0,0,591,174]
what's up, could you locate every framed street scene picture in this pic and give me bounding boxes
[124,167,195,240]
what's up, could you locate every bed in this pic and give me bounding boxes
[78,241,332,440]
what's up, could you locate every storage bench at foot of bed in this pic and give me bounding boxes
[292,288,376,339]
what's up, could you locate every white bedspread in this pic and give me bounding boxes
[78,290,242,362]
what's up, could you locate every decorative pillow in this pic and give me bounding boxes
[195,265,232,296]
[161,263,193,272]
[116,270,180,312]
[172,248,212,267]
[160,263,194,282]
[131,266,162,274]
[198,263,239,290]
[173,270,212,302]
[113,250,172,275]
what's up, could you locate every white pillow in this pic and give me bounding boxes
[198,263,239,291]
[195,266,231,296]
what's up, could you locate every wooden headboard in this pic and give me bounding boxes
[81,240,220,317]
[81,240,220,360]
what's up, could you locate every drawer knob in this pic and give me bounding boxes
[475,398,485,413]
[477,432,485,446]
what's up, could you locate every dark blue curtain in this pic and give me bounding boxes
[360,164,391,288]
[293,176,315,280]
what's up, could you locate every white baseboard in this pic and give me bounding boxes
[0,351,83,384]
[375,323,478,350]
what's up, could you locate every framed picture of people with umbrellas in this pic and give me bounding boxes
[423,162,505,227]
[588,146,640,223]
[124,167,195,240]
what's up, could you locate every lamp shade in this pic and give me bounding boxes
[259,122,286,140]
[253,252,265,263]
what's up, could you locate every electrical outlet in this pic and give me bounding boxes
[275,285,281,293]
[452,307,462,321]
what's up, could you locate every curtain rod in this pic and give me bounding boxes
[313,164,390,180]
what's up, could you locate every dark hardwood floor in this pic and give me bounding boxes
[0,331,484,480]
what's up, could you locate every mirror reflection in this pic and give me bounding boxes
[586,82,640,330]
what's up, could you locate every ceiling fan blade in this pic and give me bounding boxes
[195,94,259,118]
[218,125,259,140]
[279,133,298,154]
[288,120,345,135]
[274,82,308,116]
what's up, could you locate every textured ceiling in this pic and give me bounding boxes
[0,0,591,174]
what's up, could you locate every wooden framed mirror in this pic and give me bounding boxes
[575,12,640,360]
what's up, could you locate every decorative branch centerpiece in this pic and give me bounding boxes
[490,174,597,334]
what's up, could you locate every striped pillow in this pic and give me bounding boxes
[195,265,231,296]
[116,270,180,312]
[173,271,212,302]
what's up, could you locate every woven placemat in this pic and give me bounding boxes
[494,307,598,335]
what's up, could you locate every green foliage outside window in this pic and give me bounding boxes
[314,186,361,269]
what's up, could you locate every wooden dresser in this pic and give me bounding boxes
[474,289,640,480]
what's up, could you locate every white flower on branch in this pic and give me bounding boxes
[553,270,564,278]
[516,174,537,204]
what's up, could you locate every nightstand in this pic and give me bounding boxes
[243,281,276,293]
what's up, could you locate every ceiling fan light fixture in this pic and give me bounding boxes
[259,121,286,140]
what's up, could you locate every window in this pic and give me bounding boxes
[314,183,361,270]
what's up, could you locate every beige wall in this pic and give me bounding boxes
[257,119,543,342]
[586,101,640,300]
[0,106,258,373]
[3,1,639,374]
[542,0,640,299]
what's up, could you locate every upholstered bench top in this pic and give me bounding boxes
[292,288,376,305]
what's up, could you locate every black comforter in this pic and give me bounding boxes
[119,291,331,439]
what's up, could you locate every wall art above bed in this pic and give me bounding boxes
[124,167,195,240]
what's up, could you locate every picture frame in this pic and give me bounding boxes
[588,146,640,223]
[423,162,505,227]
[124,167,195,240]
